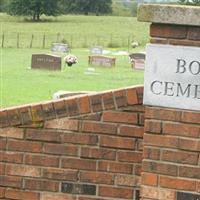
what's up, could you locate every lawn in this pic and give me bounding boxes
[0,14,148,108]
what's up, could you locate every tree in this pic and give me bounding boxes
[7,0,62,21]
[179,0,200,5]
[62,0,112,16]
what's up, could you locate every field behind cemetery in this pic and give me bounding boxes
[0,14,148,108]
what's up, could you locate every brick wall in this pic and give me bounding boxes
[141,22,200,200]
[0,86,144,200]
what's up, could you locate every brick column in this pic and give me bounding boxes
[138,4,200,200]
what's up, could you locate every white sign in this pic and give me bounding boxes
[144,44,200,111]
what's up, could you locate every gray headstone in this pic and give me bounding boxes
[51,43,69,53]
[90,46,103,55]
[31,54,61,71]
[129,53,146,70]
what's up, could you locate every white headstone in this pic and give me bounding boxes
[144,44,200,111]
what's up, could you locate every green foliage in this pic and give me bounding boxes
[179,0,200,5]
[7,0,62,21]
[61,0,112,15]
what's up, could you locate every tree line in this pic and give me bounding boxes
[0,0,113,21]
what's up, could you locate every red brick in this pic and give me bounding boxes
[118,151,142,163]
[42,168,78,181]
[144,134,178,149]
[89,94,103,112]
[142,160,177,176]
[102,111,138,124]
[82,121,117,135]
[126,87,138,105]
[143,147,160,160]
[115,174,139,187]
[150,37,168,44]
[80,171,114,185]
[7,140,42,153]
[0,176,22,188]
[45,118,79,131]
[100,135,135,150]
[53,100,68,117]
[25,179,59,192]
[43,143,78,156]
[102,92,115,110]
[163,122,200,138]
[99,186,133,199]
[178,138,200,152]
[169,39,200,47]
[41,193,76,200]
[42,102,56,120]
[160,176,196,191]
[31,104,44,122]
[0,138,6,150]
[139,113,144,126]
[0,110,9,127]
[7,108,21,126]
[62,132,98,145]
[0,152,23,164]
[99,161,133,174]
[0,187,5,198]
[113,89,127,108]
[25,154,59,167]
[182,111,200,124]
[145,120,162,134]
[80,113,101,121]
[62,158,96,170]
[150,24,187,39]
[78,198,103,200]
[65,98,79,116]
[119,125,144,138]
[81,147,116,160]
[0,127,24,139]
[5,189,39,200]
[78,95,91,114]
[134,164,142,176]
[0,164,5,175]
[179,166,200,179]
[141,172,158,186]
[145,107,182,121]
[19,106,32,125]
[136,86,144,104]
[26,129,61,142]
[162,150,198,165]
[6,165,41,177]
[188,27,200,40]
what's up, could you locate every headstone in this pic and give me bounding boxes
[31,54,61,71]
[129,53,146,70]
[144,44,200,111]
[89,56,116,67]
[90,46,103,55]
[51,43,69,53]
[177,192,200,200]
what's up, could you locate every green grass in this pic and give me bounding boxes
[0,14,148,108]
[1,47,144,108]
[0,13,149,48]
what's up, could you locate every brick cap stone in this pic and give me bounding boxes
[137,4,200,26]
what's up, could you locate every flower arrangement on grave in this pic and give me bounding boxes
[64,54,78,67]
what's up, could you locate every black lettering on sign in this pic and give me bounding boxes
[177,192,200,200]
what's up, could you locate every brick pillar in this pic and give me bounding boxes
[138,4,200,200]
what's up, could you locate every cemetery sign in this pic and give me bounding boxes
[32,54,62,71]
[144,44,200,111]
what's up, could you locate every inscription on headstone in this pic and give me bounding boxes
[129,53,146,70]
[144,44,200,111]
[51,43,69,53]
[177,192,200,200]
[90,46,103,55]
[89,56,116,67]
[31,54,61,70]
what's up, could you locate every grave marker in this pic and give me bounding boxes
[88,56,116,67]
[129,53,145,70]
[31,54,61,71]
[90,46,103,55]
[51,43,69,53]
